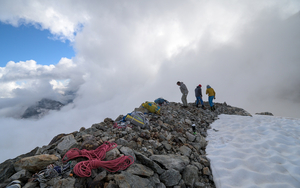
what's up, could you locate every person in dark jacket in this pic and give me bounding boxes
[195,84,205,109]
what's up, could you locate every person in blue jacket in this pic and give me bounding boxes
[206,85,216,111]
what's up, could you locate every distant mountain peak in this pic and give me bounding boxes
[21,98,65,119]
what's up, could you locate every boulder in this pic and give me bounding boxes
[14,154,59,173]
[125,163,154,177]
[186,131,196,142]
[53,177,76,188]
[57,134,78,155]
[119,146,136,162]
[203,167,211,175]
[159,169,181,187]
[134,151,165,175]
[8,169,32,182]
[0,159,16,183]
[149,154,189,172]
[114,171,153,188]
[182,165,199,187]
[105,148,120,160]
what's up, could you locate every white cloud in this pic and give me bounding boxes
[0,0,89,41]
[0,0,300,162]
[49,79,70,94]
[0,58,84,120]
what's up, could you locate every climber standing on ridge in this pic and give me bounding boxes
[177,81,189,108]
[195,84,205,109]
[206,85,216,111]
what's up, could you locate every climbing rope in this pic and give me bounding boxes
[62,141,117,163]
[62,141,134,177]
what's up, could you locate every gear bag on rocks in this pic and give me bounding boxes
[124,111,149,128]
[142,101,161,114]
[154,98,169,106]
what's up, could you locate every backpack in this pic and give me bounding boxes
[124,111,149,129]
[142,101,161,114]
[154,98,169,106]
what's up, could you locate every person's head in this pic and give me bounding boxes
[177,81,181,86]
[207,85,211,88]
[198,84,202,87]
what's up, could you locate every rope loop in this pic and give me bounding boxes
[62,141,134,177]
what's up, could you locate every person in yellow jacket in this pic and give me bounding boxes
[206,85,216,111]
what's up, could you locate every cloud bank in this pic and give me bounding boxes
[0,0,300,162]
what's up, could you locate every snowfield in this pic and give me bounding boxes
[206,114,300,188]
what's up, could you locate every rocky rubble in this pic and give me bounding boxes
[0,101,251,188]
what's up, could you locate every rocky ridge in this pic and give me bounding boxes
[0,101,251,188]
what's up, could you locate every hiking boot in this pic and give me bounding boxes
[6,180,21,188]
[201,105,206,110]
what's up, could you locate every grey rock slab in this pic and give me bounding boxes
[134,151,165,175]
[185,119,192,125]
[126,163,154,177]
[161,141,172,151]
[57,134,78,155]
[116,138,128,146]
[159,169,181,187]
[114,171,154,188]
[191,161,204,170]
[178,137,186,144]
[186,131,196,142]
[105,148,121,160]
[182,165,199,187]
[0,159,16,183]
[93,170,107,182]
[149,154,189,172]
[53,177,76,188]
[179,145,192,156]
[120,146,136,162]
[194,135,207,149]
[8,169,31,182]
[149,173,160,184]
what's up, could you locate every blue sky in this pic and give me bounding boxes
[0,22,75,67]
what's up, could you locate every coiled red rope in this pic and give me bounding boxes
[62,141,134,177]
